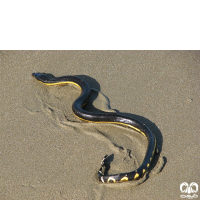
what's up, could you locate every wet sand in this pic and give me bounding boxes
[1,51,199,199]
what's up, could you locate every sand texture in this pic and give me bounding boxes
[1,51,199,200]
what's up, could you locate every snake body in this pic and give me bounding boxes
[32,73,156,183]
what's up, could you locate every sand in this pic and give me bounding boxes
[1,51,199,200]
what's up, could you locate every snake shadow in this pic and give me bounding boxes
[77,75,167,175]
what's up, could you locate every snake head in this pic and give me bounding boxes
[32,73,55,82]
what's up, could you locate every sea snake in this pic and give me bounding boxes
[32,73,156,183]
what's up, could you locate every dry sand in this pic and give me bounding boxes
[1,51,199,200]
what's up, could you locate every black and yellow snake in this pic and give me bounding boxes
[32,73,156,183]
